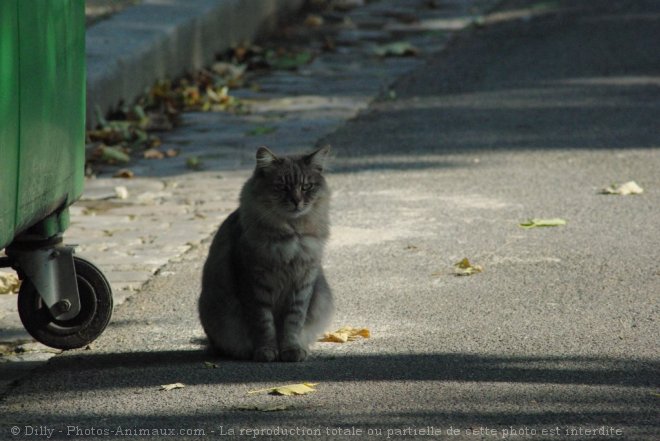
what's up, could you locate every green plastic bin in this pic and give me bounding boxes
[1,0,112,349]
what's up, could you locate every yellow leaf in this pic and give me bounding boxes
[319,326,370,343]
[453,258,483,276]
[247,383,318,396]
[160,383,185,391]
[0,271,20,295]
[519,218,566,228]
[601,181,644,195]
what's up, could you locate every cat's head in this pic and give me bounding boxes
[249,145,331,219]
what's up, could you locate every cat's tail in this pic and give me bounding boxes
[301,272,335,348]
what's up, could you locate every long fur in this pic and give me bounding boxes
[199,146,334,362]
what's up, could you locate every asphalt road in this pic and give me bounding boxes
[1,0,658,439]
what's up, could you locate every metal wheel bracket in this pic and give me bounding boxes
[13,245,81,321]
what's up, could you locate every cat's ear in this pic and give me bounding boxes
[256,146,278,169]
[306,145,331,172]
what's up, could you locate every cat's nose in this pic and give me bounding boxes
[290,190,303,209]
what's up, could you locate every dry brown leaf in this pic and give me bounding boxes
[165,148,179,158]
[113,168,134,179]
[144,148,165,160]
[319,326,370,343]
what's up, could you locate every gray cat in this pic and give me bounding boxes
[199,146,334,362]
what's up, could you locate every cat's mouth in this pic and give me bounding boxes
[288,205,309,217]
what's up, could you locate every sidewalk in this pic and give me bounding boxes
[0,0,500,394]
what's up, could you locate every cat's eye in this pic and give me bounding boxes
[302,183,314,191]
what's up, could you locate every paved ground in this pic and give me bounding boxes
[1,0,493,380]
[85,0,140,25]
[1,0,659,439]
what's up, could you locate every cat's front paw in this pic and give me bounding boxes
[280,346,308,362]
[253,346,279,362]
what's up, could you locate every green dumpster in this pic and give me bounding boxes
[1,0,112,349]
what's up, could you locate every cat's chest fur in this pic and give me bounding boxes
[267,233,322,264]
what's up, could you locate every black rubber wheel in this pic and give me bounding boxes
[18,256,113,350]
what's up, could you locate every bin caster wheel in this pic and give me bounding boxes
[18,256,113,350]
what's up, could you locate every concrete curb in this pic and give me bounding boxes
[86,0,305,128]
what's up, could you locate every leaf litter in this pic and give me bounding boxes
[85,36,311,174]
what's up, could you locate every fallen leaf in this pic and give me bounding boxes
[601,181,643,195]
[454,258,483,276]
[113,169,134,179]
[319,326,370,343]
[267,50,313,70]
[186,156,203,170]
[97,145,130,164]
[373,41,419,57]
[248,383,318,396]
[114,186,129,200]
[304,14,324,27]
[246,126,277,136]
[0,271,20,295]
[165,148,179,158]
[144,148,165,159]
[235,404,293,412]
[519,218,566,229]
[203,362,218,369]
[160,383,185,391]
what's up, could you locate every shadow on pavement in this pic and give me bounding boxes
[2,351,657,437]
[324,0,660,162]
[20,350,658,390]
